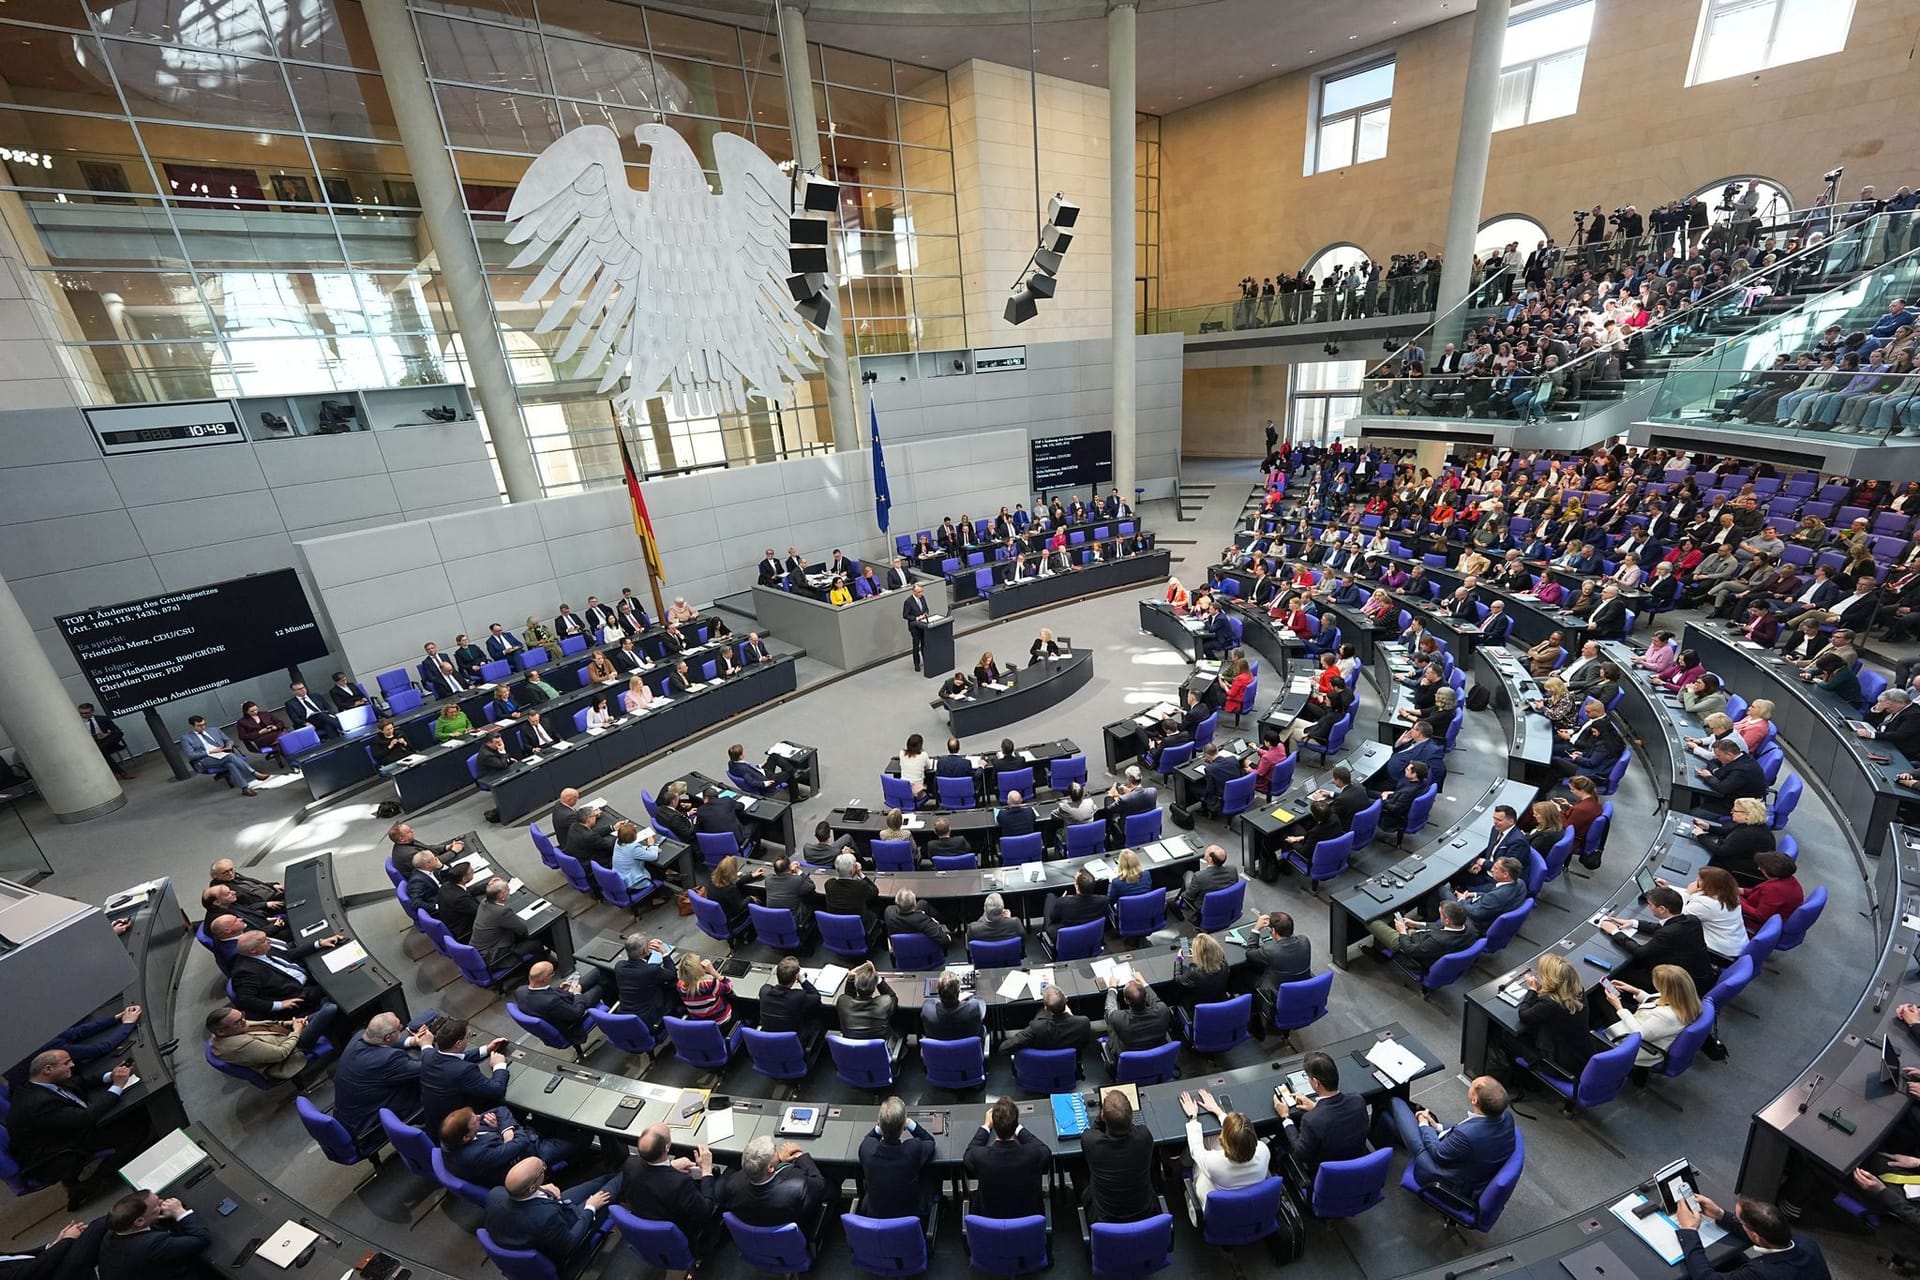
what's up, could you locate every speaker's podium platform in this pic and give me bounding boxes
[915,613,955,678]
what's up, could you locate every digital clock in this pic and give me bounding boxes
[85,400,248,456]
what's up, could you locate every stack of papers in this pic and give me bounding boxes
[1090,957,1134,985]
[996,970,1030,998]
[319,941,368,973]
[1081,858,1116,879]
[804,963,850,996]
[1611,1192,1726,1264]
[1364,1038,1425,1085]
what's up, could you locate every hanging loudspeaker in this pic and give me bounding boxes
[1004,289,1038,326]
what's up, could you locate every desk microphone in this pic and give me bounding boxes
[1876,981,1893,1014]
[1796,1073,1825,1114]
[282,899,308,911]
[1443,1255,1515,1280]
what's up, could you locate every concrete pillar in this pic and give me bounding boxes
[361,0,543,504]
[1109,0,1138,502]
[0,571,122,822]
[779,0,862,456]
[1432,0,1510,346]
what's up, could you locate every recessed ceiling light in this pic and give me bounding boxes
[1348,34,1357,39]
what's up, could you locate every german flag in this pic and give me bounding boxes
[618,430,664,593]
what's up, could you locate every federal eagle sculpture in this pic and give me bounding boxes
[504,123,826,416]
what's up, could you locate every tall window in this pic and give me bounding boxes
[1689,0,1856,86]
[1289,359,1367,445]
[1309,60,1394,175]
[1495,0,1593,130]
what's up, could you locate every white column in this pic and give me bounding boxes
[0,570,122,822]
[1432,0,1510,344]
[1109,0,1138,503]
[361,0,543,503]
[779,0,862,456]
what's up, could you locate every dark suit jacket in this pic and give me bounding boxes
[333,1035,424,1137]
[1003,1007,1090,1054]
[1249,934,1313,992]
[1406,1110,1516,1197]
[757,982,824,1036]
[1704,754,1768,803]
[95,1217,209,1280]
[549,803,581,848]
[694,798,751,846]
[858,1127,936,1218]
[921,996,986,1042]
[484,1186,596,1261]
[281,696,330,730]
[1609,914,1718,992]
[5,1082,118,1173]
[614,957,679,1024]
[1043,890,1108,939]
[229,953,323,1018]
[1386,738,1446,783]
[0,1222,104,1280]
[328,682,371,711]
[444,1125,542,1188]
[563,821,617,866]
[963,1127,1052,1219]
[723,1154,827,1227]
[515,983,595,1041]
[1080,1121,1158,1223]
[621,1157,723,1239]
[1287,1090,1371,1177]
[1677,1213,1829,1280]
[419,1047,509,1131]
[823,875,882,924]
[1587,597,1630,639]
[996,805,1038,837]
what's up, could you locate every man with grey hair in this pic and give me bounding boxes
[823,852,883,943]
[470,876,543,970]
[1858,686,1920,755]
[1365,898,1479,974]
[835,962,898,1045]
[1588,581,1630,641]
[883,888,951,949]
[857,1096,936,1219]
[967,892,1026,947]
[724,1135,832,1241]
[331,1011,435,1139]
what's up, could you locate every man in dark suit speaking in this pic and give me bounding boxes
[903,584,932,671]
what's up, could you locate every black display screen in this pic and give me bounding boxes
[55,569,329,716]
[1030,430,1114,492]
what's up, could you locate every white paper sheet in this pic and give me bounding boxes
[702,1107,735,1142]
[516,901,551,921]
[318,941,367,973]
[997,970,1029,998]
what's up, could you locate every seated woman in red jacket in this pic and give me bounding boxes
[1222,658,1255,717]
[1738,851,1804,935]
[236,702,288,762]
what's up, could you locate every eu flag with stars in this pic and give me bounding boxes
[869,391,891,533]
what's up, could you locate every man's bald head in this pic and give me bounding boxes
[234,927,269,954]
[211,916,249,943]
[504,1157,547,1197]
[637,1124,671,1161]
[527,961,555,987]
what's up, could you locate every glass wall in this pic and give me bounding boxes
[0,0,961,494]
[1287,358,1366,445]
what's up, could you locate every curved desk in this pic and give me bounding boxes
[282,853,411,1022]
[1476,645,1555,780]
[981,547,1169,617]
[1601,642,1720,811]
[945,648,1094,737]
[1686,621,1913,855]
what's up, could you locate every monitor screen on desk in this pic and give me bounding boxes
[1885,1034,1904,1088]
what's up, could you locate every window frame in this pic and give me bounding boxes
[1686,0,1858,87]
[1493,0,1594,131]
[1306,56,1395,176]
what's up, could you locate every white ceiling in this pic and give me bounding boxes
[660,0,1467,116]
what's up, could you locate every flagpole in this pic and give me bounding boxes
[618,419,669,622]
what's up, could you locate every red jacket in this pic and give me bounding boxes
[1740,876,1804,935]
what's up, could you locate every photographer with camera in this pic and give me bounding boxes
[1580,204,1607,270]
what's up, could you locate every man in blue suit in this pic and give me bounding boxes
[439,1106,582,1189]
[178,716,267,794]
[1202,603,1234,658]
[484,623,523,661]
[420,1019,511,1133]
[726,742,778,795]
[1552,698,1622,780]
[96,1190,209,1280]
[483,1156,620,1268]
[1386,720,1446,785]
[1390,1075,1517,1202]
[283,681,341,739]
[419,643,466,696]
[332,1013,434,1140]
[1477,599,1514,644]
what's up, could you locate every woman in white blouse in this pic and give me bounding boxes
[584,694,614,731]
[622,675,653,715]
[1662,866,1748,960]
[1178,1089,1270,1216]
[1603,964,1704,1067]
[898,733,934,797]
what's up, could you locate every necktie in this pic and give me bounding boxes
[303,698,318,714]
[56,1086,84,1106]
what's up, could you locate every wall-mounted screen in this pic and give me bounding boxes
[1030,430,1114,492]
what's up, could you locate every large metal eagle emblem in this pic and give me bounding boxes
[504,123,825,415]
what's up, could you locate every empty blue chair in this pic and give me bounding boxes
[936,775,977,808]
[1392,783,1439,844]
[1769,774,1803,828]
[828,1033,898,1091]
[1267,970,1334,1049]
[277,725,322,758]
[818,911,870,960]
[1050,754,1089,792]
[740,1027,817,1083]
[922,1035,988,1091]
[608,1206,698,1273]
[663,1016,740,1071]
[1286,831,1354,890]
[1153,740,1194,777]
[584,1008,659,1056]
[889,932,946,970]
[997,767,1035,802]
[377,668,413,699]
[1741,915,1783,968]
[998,832,1044,865]
[445,938,518,990]
[1755,745,1784,786]
[844,1213,929,1278]
[1302,711,1352,765]
[1044,917,1105,961]
[1065,820,1107,858]
[386,687,425,714]
[882,774,917,810]
[480,659,512,682]
[748,902,809,950]
[1086,1209,1174,1278]
[1480,898,1535,958]
[1400,1125,1524,1233]
[689,890,749,947]
[296,1095,373,1166]
[1114,1040,1180,1086]
[1411,937,1488,997]
[1217,771,1258,822]
[1014,1047,1080,1094]
[1197,880,1246,931]
[1349,798,1382,849]
[1311,1149,1393,1219]
[695,831,744,868]
[1112,890,1167,938]
[1201,1177,1284,1245]
[965,1213,1048,1275]
[1193,713,1219,751]
[873,838,916,871]
[1123,808,1163,846]
[725,1215,816,1274]
[1776,884,1828,952]
[1522,1034,1640,1113]
[968,935,1023,966]
[1179,994,1252,1056]
[516,649,546,670]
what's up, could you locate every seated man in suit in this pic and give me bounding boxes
[0,1215,105,1278]
[934,737,974,781]
[612,934,680,1028]
[1694,739,1768,818]
[1275,1050,1372,1180]
[1099,977,1171,1067]
[1042,870,1108,943]
[405,849,451,916]
[694,787,756,853]
[77,702,133,780]
[178,715,268,794]
[388,822,466,879]
[967,893,1027,950]
[484,623,523,661]
[823,854,884,943]
[1102,768,1158,844]
[1858,687,1920,757]
[1246,911,1313,995]
[1388,1075,1517,1203]
[757,548,785,585]
[964,1096,1053,1220]
[1449,854,1528,931]
[97,1190,208,1280]
[512,961,604,1047]
[757,955,827,1056]
[562,805,618,866]
[551,604,589,639]
[435,863,483,943]
[420,1019,511,1133]
[225,930,343,1047]
[620,1123,727,1255]
[725,1136,833,1244]
[1673,1190,1828,1280]
[857,1097,938,1221]
[326,672,378,715]
[883,889,953,950]
[995,791,1038,838]
[1551,699,1622,780]
[1384,719,1446,786]
[418,642,467,696]
[470,877,548,973]
[205,1005,321,1082]
[440,1106,580,1191]
[9,1049,155,1197]
[1595,886,1720,992]
[333,1013,437,1140]
[921,970,986,1043]
[726,743,779,795]
[1365,898,1480,972]
[201,883,288,938]
[474,731,515,776]
[923,817,975,866]
[739,632,774,664]
[483,1156,620,1270]
[1198,742,1249,818]
[1003,986,1092,1055]
[1174,843,1239,919]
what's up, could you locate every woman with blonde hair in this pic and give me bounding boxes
[1527,800,1565,854]
[1732,699,1773,752]
[1516,952,1595,1078]
[1180,1090,1270,1214]
[1692,795,1774,881]
[623,674,653,715]
[1166,577,1191,613]
[1108,848,1160,900]
[1604,964,1703,1068]
[1174,931,1231,1009]
[676,950,735,1033]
